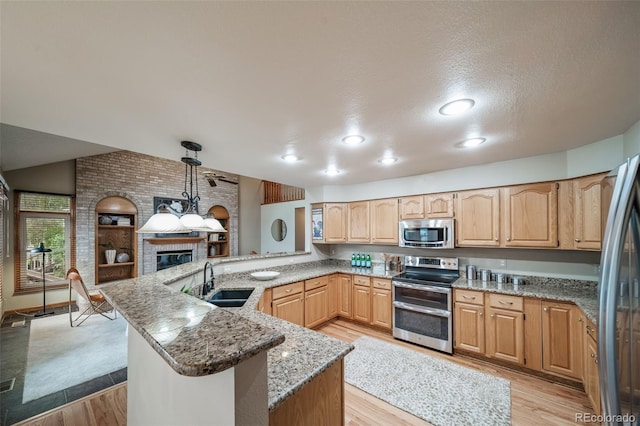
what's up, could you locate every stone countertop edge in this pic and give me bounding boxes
[100,279,285,377]
[452,277,599,324]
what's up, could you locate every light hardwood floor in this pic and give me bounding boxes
[17,319,596,425]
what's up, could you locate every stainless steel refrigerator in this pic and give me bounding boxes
[599,154,640,425]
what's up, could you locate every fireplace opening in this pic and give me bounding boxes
[157,250,193,271]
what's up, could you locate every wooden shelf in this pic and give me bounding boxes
[98,225,134,229]
[98,262,135,268]
[145,237,206,245]
[208,241,226,244]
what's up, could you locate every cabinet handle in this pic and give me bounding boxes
[575,238,581,242]
[543,307,548,312]
[494,237,499,241]
[579,317,583,322]
[479,312,483,316]
[490,314,495,318]
[462,295,476,300]
[285,289,292,293]
[591,353,595,358]
[595,359,599,364]
[498,300,513,305]
[506,237,511,242]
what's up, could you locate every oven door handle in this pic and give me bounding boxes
[392,281,451,294]
[393,301,451,318]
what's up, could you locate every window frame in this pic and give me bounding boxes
[14,191,76,294]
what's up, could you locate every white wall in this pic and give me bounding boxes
[261,199,308,254]
[624,119,640,159]
[238,176,262,255]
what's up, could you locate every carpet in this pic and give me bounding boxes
[23,313,127,403]
[344,336,511,426]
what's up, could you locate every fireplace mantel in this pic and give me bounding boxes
[145,237,206,245]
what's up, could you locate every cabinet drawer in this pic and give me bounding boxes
[488,293,523,312]
[455,289,484,306]
[272,281,304,300]
[353,276,371,287]
[372,278,391,290]
[305,276,329,291]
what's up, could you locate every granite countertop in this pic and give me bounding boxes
[452,276,599,324]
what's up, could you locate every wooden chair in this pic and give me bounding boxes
[66,267,117,327]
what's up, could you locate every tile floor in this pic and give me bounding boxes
[0,306,127,425]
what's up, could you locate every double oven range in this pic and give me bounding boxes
[391,256,459,354]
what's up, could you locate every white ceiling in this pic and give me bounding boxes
[1,2,639,187]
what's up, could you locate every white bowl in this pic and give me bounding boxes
[250,271,280,281]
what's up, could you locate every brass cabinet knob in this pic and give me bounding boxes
[543,307,548,312]
[479,312,483,316]
[490,314,495,318]
[506,237,511,241]
[575,238,581,242]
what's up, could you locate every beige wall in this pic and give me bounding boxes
[238,176,262,255]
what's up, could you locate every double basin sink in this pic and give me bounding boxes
[206,289,254,308]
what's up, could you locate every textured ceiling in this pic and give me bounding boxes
[1,2,639,186]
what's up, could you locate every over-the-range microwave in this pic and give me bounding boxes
[399,219,455,249]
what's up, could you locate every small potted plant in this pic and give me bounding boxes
[100,242,117,264]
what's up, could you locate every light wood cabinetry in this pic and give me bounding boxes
[304,285,329,329]
[338,274,353,318]
[347,201,370,243]
[541,301,582,379]
[257,288,272,315]
[399,196,425,219]
[485,294,525,365]
[324,203,348,243]
[583,319,601,415]
[502,182,558,248]
[370,198,399,244]
[455,188,500,246]
[371,278,392,329]
[425,193,454,218]
[327,274,339,318]
[272,281,304,327]
[352,276,372,324]
[573,174,604,250]
[95,196,137,284]
[454,289,485,354]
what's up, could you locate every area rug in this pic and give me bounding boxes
[23,313,127,403]
[344,336,511,426]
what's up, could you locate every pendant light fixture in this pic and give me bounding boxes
[137,141,228,234]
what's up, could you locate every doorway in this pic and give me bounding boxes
[295,207,305,252]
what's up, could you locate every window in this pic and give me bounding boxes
[15,192,75,293]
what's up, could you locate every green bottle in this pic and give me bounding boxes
[351,253,356,267]
[366,254,372,268]
[356,253,362,267]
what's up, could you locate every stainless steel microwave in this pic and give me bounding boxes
[399,219,455,249]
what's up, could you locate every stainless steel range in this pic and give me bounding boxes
[392,256,459,354]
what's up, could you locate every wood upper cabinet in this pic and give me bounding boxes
[542,301,582,379]
[454,289,485,353]
[272,293,304,327]
[455,188,500,246]
[338,274,353,318]
[425,193,454,218]
[352,276,372,324]
[573,174,605,250]
[347,201,370,243]
[399,196,425,220]
[371,279,392,330]
[304,285,329,329]
[370,198,399,244]
[327,274,339,318]
[324,203,347,243]
[502,182,558,248]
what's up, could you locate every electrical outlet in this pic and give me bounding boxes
[498,259,506,268]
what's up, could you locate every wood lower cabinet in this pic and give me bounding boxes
[347,201,370,243]
[338,274,353,318]
[425,192,454,218]
[455,188,500,246]
[485,307,524,365]
[352,276,372,324]
[327,274,339,318]
[371,279,392,330]
[370,198,399,244]
[399,196,425,220]
[502,182,558,248]
[542,301,582,379]
[583,320,601,415]
[272,281,304,327]
[454,289,485,354]
[304,285,328,329]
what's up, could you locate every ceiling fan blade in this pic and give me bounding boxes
[218,178,238,185]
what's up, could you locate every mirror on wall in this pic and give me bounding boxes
[271,219,287,242]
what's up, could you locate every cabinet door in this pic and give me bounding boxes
[454,302,485,353]
[486,307,524,365]
[370,198,399,244]
[305,286,328,329]
[455,189,500,246]
[272,293,304,327]
[574,174,603,250]
[399,196,425,220]
[327,274,339,318]
[347,201,370,243]
[371,288,391,329]
[324,203,347,243]
[502,183,558,247]
[584,331,601,415]
[542,302,581,379]
[352,284,371,324]
[338,275,352,318]
[425,193,454,218]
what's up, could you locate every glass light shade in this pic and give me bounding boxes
[203,217,227,232]
[179,213,209,230]
[137,212,190,233]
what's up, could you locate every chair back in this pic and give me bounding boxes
[66,267,91,302]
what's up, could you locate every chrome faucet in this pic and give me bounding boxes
[203,261,215,295]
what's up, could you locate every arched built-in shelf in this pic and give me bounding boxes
[207,205,229,258]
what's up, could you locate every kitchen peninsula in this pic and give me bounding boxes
[100,252,356,426]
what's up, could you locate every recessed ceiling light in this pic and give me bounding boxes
[439,99,476,116]
[281,154,301,162]
[324,167,341,176]
[341,135,365,145]
[455,137,486,149]
[378,157,398,165]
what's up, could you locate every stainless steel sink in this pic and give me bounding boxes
[206,289,254,308]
